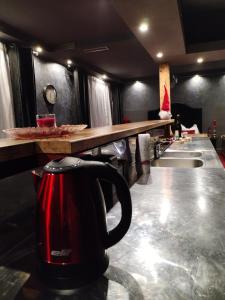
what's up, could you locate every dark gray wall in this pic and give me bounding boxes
[172,74,225,139]
[33,56,77,125]
[122,79,159,122]
[122,73,225,141]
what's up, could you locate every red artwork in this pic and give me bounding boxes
[162,85,170,111]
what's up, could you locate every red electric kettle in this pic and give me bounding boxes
[33,157,132,288]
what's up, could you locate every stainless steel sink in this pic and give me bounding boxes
[151,158,203,168]
[162,151,202,158]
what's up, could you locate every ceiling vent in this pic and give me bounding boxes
[84,46,109,53]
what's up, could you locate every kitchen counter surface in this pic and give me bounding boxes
[105,138,225,299]
[169,136,217,152]
[165,137,223,168]
[107,167,225,299]
[2,137,225,299]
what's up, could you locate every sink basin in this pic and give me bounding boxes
[151,158,203,168]
[162,151,202,158]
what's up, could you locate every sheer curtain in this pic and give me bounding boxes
[0,43,15,137]
[88,75,112,127]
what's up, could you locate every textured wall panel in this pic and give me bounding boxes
[33,57,76,125]
[122,74,225,143]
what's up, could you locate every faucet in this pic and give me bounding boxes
[153,140,172,159]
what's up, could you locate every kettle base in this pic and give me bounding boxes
[37,254,109,289]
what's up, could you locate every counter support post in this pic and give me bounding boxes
[164,124,171,138]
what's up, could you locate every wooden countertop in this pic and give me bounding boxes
[0,120,173,162]
[35,120,173,154]
[0,139,35,162]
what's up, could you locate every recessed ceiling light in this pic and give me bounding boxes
[156,52,163,58]
[139,22,149,33]
[133,81,143,89]
[102,74,107,80]
[67,59,72,65]
[197,57,204,64]
[35,46,43,53]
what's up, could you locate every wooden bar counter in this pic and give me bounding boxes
[0,120,173,178]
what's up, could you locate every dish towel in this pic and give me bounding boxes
[138,133,151,174]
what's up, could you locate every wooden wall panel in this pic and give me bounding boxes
[159,63,171,110]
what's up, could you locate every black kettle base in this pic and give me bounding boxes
[37,254,109,290]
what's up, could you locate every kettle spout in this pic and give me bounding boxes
[32,168,44,192]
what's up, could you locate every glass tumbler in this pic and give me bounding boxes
[36,114,56,127]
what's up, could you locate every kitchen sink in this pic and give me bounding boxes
[162,151,202,158]
[151,158,203,168]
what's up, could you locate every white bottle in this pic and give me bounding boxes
[175,130,179,140]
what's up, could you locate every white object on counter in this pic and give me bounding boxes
[138,133,151,174]
[181,123,200,134]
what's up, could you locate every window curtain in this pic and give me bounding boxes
[73,69,90,127]
[0,43,15,137]
[72,69,82,124]
[7,44,36,127]
[111,82,123,124]
[88,75,112,128]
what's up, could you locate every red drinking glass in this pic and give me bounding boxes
[36,114,56,127]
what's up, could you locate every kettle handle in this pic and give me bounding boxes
[91,162,132,249]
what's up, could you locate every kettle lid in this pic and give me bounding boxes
[44,157,81,173]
